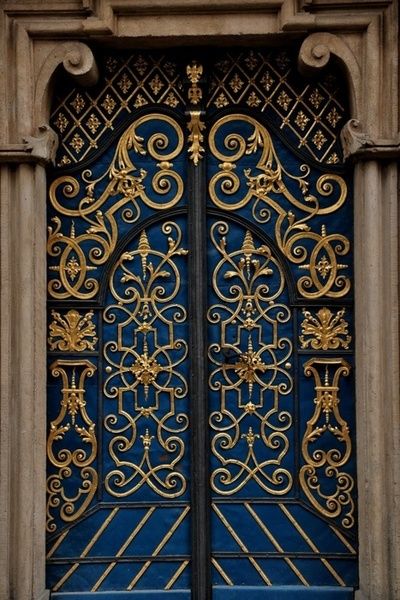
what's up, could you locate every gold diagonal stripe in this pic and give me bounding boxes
[91,562,116,592]
[212,557,234,586]
[320,558,346,586]
[278,504,345,586]
[212,503,271,585]
[329,525,357,554]
[52,563,80,592]
[245,503,309,586]
[81,508,120,557]
[278,504,319,552]
[91,507,157,592]
[53,507,119,592]
[164,560,189,590]
[46,528,70,559]
[127,505,190,590]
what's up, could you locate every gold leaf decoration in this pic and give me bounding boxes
[300,307,351,350]
[48,309,98,352]
[46,360,97,532]
[187,110,206,165]
[300,359,354,529]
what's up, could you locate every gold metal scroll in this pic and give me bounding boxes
[300,358,354,529]
[46,360,97,532]
[48,114,184,300]
[208,222,293,495]
[103,223,189,498]
[208,114,350,299]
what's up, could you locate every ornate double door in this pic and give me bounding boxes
[46,48,357,599]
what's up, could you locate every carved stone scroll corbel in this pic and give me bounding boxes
[35,42,99,126]
[62,42,99,87]
[23,124,59,165]
[340,119,374,161]
[298,32,361,118]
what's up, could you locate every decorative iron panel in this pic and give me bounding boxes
[47,46,356,598]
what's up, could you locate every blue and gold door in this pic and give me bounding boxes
[46,48,357,598]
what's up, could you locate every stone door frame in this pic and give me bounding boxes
[0,2,399,599]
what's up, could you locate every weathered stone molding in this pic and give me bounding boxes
[23,125,59,166]
[340,119,400,161]
[340,119,375,160]
[0,126,58,166]
[35,42,99,127]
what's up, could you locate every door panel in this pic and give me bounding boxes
[46,47,357,598]
[206,114,356,594]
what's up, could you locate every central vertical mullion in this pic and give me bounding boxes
[187,110,212,600]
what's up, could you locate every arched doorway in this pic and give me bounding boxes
[45,47,357,598]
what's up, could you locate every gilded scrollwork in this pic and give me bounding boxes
[47,114,185,299]
[300,307,351,350]
[300,358,354,529]
[46,360,97,532]
[187,110,206,165]
[48,309,98,351]
[208,115,350,299]
[208,222,293,495]
[103,222,189,498]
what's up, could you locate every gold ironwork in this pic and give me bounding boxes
[51,53,185,165]
[208,114,350,299]
[48,114,184,299]
[186,62,203,105]
[187,110,206,165]
[300,358,354,529]
[209,223,293,495]
[46,360,97,532]
[103,222,189,498]
[48,309,98,351]
[300,307,351,350]
[208,49,346,163]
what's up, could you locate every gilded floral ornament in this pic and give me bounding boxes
[48,309,98,351]
[300,359,354,529]
[186,62,203,105]
[208,114,350,299]
[47,114,185,299]
[187,110,206,165]
[208,223,293,496]
[103,223,189,498]
[300,307,351,350]
[46,360,97,532]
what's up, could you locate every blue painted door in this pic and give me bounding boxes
[46,48,357,598]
